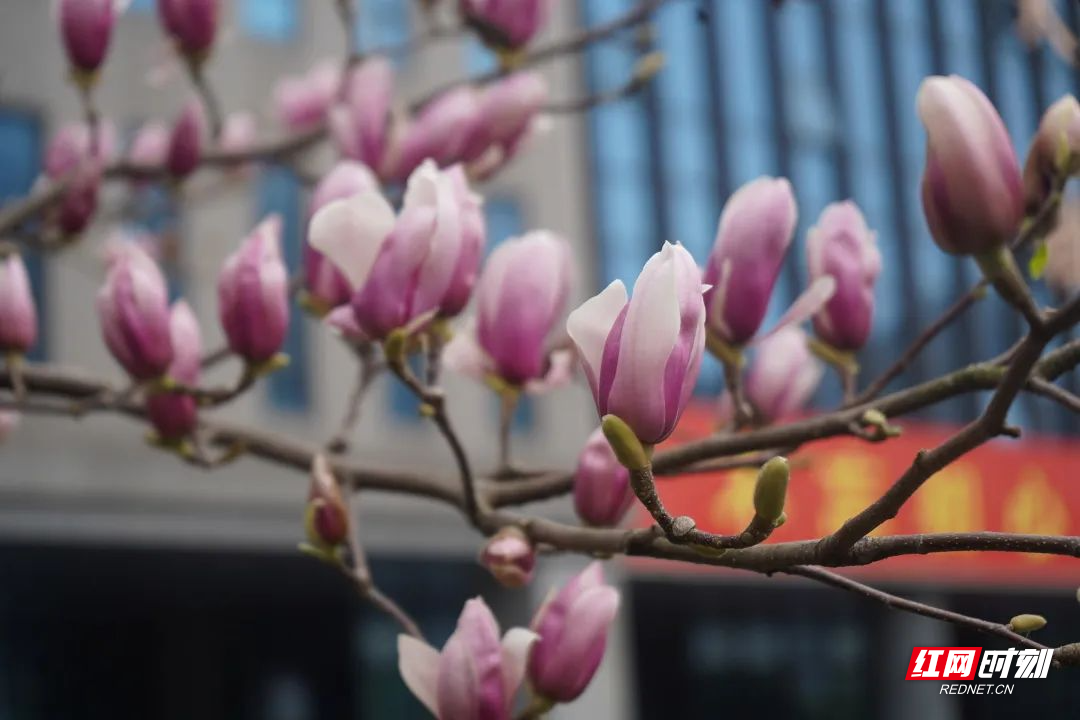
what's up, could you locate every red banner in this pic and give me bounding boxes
[632,404,1080,585]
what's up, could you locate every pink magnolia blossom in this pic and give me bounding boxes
[567,242,706,445]
[918,75,1024,255]
[398,598,537,720]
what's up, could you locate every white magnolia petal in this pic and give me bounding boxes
[566,280,628,392]
[114,0,132,14]
[500,628,540,700]
[752,275,837,346]
[308,192,396,290]
[397,635,441,717]
[403,158,442,210]
[442,321,493,381]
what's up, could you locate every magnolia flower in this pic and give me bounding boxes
[304,162,381,313]
[57,0,128,76]
[97,243,174,380]
[443,231,572,392]
[807,201,881,352]
[917,75,1025,256]
[0,252,37,355]
[167,98,207,179]
[573,427,634,528]
[567,242,706,445]
[527,562,620,703]
[330,57,396,174]
[721,326,823,425]
[309,160,484,339]
[392,87,483,181]
[398,598,537,720]
[703,177,797,346]
[1023,94,1080,212]
[467,72,549,180]
[480,527,536,588]
[460,0,550,50]
[217,216,290,364]
[158,0,219,57]
[145,300,201,440]
[274,60,341,132]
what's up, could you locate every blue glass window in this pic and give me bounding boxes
[0,109,46,361]
[256,167,309,412]
[239,0,298,42]
[356,0,410,63]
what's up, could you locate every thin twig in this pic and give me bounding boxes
[343,487,425,640]
[786,566,1049,652]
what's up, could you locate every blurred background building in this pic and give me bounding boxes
[0,0,1079,718]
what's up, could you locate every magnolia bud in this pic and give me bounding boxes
[480,527,536,588]
[158,0,219,58]
[305,455,350,550]
[460,0,550,50]
[753,456,789,525]
[167,98,207,179]
[218,216,289,364]
[145,300,201,440]
[703,177,798,346]
[917,75,1024,255]
[0,251,38,355]
[1024,94,1080,212]
[97,243,174,380]
[58,0,121,78]
[528,562,619,703]
[573,427,634,527]
[1008,614,1047,633]
[807,201,881,352]
[600,415,651,471]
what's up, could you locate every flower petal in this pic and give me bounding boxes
[501,627,540,700]
[752,275,836,345]
[308,191,396,291]
[566,281,627,401]
[397,635,441,717]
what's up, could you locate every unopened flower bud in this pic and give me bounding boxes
[167,98,207,179]
[1008,614,1047,633]
[480,527,536,588]
[145,300,201,440]
[158,0,219,59]
[600,414,651,471]
[528,562,620,703]
[0,251,38,355]
[917,75,1024,255]
[573,427,634,527]
[1024,94,1080,212]
[304,454,350,549]
[57,0,124,80]
[97,243,174,380]
[218,216,290,364]
[753,456,789,525]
